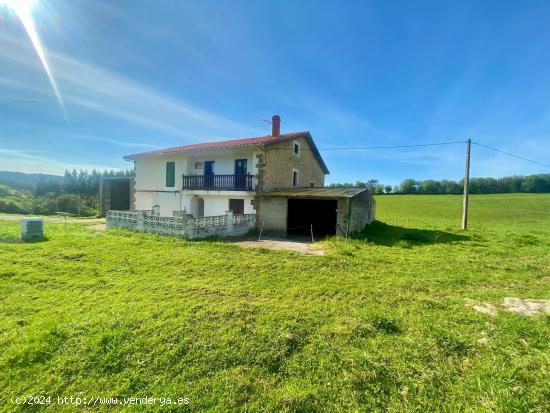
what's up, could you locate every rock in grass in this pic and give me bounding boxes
[503,297,550,316]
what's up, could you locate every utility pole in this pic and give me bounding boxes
[462,138,471,230]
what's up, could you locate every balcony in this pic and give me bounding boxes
[182,174,254,191]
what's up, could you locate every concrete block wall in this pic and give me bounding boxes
[255,196,288,235]
[335,190,375,235]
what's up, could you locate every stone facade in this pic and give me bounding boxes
[258,136,326,192]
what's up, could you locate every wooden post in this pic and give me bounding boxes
[462,138,471,230]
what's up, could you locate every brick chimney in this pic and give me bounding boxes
[272,115,281,137]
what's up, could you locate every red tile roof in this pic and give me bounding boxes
[123,131,329,174]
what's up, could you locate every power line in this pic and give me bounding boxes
[317,140,466,150]
[270,137,550,170]
[472,141,550,169]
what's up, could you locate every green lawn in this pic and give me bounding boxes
[1,194,549,412]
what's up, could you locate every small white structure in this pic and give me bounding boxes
[21,217,44,242]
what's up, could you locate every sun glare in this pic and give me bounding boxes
[1,0,37,14]
[1,0,66,116]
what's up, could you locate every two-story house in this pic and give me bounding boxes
[122,115,375,236]
[123,115,327,216]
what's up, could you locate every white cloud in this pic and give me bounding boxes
[68,133,159,149]
[0,148,122,175]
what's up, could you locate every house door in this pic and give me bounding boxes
[234,159,247,189]
[204,161,215,188]
[229,199,244,215]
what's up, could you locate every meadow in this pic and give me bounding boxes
[0,194,549,412]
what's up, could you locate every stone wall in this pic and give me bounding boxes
[260,136,326,191]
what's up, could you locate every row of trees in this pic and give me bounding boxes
[328,174,550,194]
[0,169,131,216]
[35,169,131,198]
[34,169,132,215]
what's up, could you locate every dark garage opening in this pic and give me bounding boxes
[110,179,130,211]
[287,198,337,237]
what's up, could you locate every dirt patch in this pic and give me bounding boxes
[235,238,325,255]
[0,215,105,224]
[471,302,498,316]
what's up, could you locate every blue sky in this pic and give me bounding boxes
[0,0,549,185]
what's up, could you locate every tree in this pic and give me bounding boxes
[400,179,419,194]
[384,185,393,194]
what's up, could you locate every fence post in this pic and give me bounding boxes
[226,210,234,234]
[137,210,145,232]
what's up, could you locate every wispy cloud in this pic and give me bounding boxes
[68,133,159,150]
[0,33,261,141]
[0,148,121,175]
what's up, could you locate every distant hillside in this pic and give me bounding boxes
[0,171,62,191]
[0,184,32,214]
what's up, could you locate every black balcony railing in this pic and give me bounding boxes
[182,174,254,191]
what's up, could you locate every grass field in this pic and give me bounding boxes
[1,194,549,412]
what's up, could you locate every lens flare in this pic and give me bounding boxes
[1,0,66,115]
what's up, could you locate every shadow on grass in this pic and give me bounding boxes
[353,221,469,246]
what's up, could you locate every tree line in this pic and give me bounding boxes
[0,169,131,216]
[328,174,550,194]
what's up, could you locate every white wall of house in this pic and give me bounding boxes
[132,150,257,217]
[183,149,256,176]
[135,155,188,190]
[182,194,254,217]
[135,191,153,211]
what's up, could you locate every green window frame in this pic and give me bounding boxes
[166,161,175,187]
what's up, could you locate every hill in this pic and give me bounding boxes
[0,171,62,191]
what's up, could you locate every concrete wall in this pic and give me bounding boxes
[261,136,326,191]
[255,196,287,234]
[335,190,376,235]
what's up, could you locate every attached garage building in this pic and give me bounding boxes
[256,187,375,237]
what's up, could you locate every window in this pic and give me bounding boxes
[165,161,175,187]
[292,169,299,187]
[293,141,300,156]
[229,199,244,214]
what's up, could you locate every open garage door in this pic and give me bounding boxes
[287,198,337,237]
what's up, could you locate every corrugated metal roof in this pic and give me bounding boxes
[260,187,369,198]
